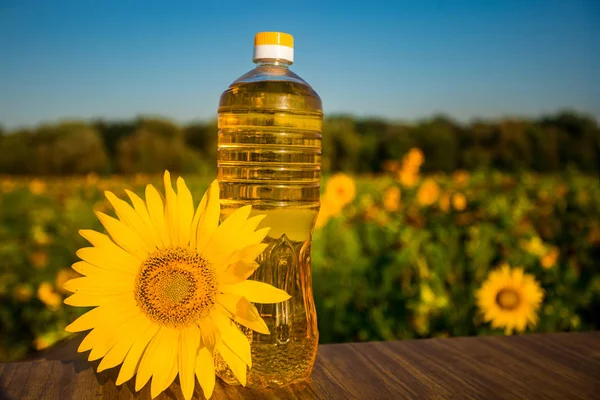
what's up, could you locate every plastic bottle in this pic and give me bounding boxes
[216,31,322,388]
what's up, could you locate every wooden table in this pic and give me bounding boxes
[1,331,598,399]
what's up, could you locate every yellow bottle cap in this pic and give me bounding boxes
[254,32,294,48]
[253,31,295,63]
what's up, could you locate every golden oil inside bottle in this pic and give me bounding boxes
[216,74,322,388]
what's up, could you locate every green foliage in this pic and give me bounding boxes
[117,118,189,174]
[0,122,109,175]
[1,110,598,175]
[0,170,598,361]
[322,116,362,172]
[92,119,137,161]
[313,170,600,343]
[410,116,459,172]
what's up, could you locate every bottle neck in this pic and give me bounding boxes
[255,59,292,68]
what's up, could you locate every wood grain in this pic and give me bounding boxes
[1,332,599,400]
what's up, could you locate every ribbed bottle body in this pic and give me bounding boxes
[216,72,322,388]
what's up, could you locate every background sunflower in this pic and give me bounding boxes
[476,264,544,335]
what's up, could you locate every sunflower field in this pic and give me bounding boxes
[1,150,600,362]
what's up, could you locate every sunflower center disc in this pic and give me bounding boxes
[154,271,194,304]
[496,289,520,310]
[135,247,218,328]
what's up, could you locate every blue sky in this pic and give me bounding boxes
[0,0,598,129]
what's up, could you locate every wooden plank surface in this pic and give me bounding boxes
[1,331,599,400]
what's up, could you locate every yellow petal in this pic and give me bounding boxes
[229,214,268,251]
[195,180,220,252]
[65,298,136,333]
[146,184,171,247]
[218,242,267,284]
[243,227,270,250]
[202,205,252,265]
[213,313,251,367]
[96,211,150,260]
[97,316,153,372]
[216,340,246,386]
[195,346,215,399]
[78,304,139,353]
[70,261,131,281]
[163,171,180,245]
[178,325,201,400]
[64,306,102,332]
[88,312,148,362]
[219,261,260,286]
[135,326,168,391]
[78,231,139,275]
[176,176,194,247]
[125,189,164,248]
[116,323,160,386]
[63,276,134,294]
[240,214,266,235]
[215,226,270,266]
[76,247,136,276]
[189,187,207,249]
[163,358,179,399]
[149,328,179,398]
[64,292,132,307]
[226,243,267,265]
[79,229,110,247]
[217,294,269,335]
[221,280,291,304]
[70,261,88,276]
[105,191,158,251]
[199,317,220,354]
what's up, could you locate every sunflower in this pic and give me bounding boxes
[476,264,544,335]
[452,192,467,211]
[452,170,470,186]
[403,148,424,171]
[397,168,420,188]
[438,192,451,212]
[382,186,401,212]
[325,173,356,207]
[29,178,46,195]
[38,282,62,311]
[416,178,440,206]
[541,246,559,269]
[13,284,33,302]
[63,172,290,400]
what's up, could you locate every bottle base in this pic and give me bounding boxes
[216,366,313,389]
[215,338,318,389]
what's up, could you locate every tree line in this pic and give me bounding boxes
[0,110,598,175]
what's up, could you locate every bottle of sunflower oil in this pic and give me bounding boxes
[216,32,321,388]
